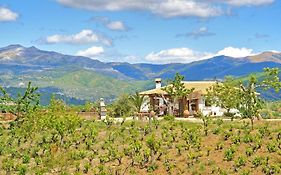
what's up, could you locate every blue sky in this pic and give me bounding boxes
[0,0,280,63]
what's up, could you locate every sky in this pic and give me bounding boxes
[0,0,280,64]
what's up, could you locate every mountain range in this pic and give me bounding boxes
[0,44,280,104]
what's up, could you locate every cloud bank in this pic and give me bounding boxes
[145,46,255,63]
[57,0,222,18]
[217,47,254,58]
[146,48,213,63]
[57,0,275,18]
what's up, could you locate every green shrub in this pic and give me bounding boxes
[267,141,278,153]
[245,147,254,156]
[214,118,223,126]
[252,156,263,167]
[224,147,235,161]
[163,115,175,121]
[163,159,176,175]
[235,156,247,168]
[17,164,27,175]
[22,153,31,164]
[83,162,91,173]
[262,164,281,175]
[258,124,270,137]
[231,135,241,145]
[242,134,253,143]
[240,169,250,175]
[2,158,15,172]
[147,163,158,172]
[212,127,221,135]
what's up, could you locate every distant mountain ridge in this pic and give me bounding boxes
[0,44,280,103]
[109,54,281,80]
[0,44,129,79]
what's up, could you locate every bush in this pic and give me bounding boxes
[2,158,14,172]
[245,147,254,156]
[22,153,31,164]
[147,163,158,172]
[267,141,278,153]
[107,94,133,118]
[17,164,27,175]
[224,147,236,161]
[223,112,235,119]
[163,115,175,121]
[262,164,281,175]
[252,156,263,167]
[235,156,247,168]
[259,109,273,119]
[240,169,250,175]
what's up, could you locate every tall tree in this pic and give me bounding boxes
[0,82,40,121]
[238,68,281,129]
[130,92,146,119]
[162,73,194,116]
[206,80,240,120]
[207,67,281,129]
[107,94,133,118]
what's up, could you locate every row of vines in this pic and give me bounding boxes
[0,100,280,175]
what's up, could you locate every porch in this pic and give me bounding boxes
[140,91,203,118]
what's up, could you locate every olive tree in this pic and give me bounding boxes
[238,68,281,129]
[206,79,241,120]
[207,67,281,129]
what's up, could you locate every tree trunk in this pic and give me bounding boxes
[250,117,254,130]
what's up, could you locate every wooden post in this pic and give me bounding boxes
[195,99,199,112]
[150,95,155,111]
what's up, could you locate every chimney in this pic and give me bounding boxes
[155,78,162,89]
[100,98,107,120]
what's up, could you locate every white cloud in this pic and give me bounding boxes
[76,46,104,58]
[45,29,112,45]
[57,0,223,18]
[178,27,215,39]
[145,48,213,63]
[0,7,18,22]
[150,0,223,18]
[216,47,254,58]
[106,21,127,31]
[221,0,274,6]
[90,17,128,31]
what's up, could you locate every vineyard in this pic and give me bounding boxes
[0,101,281,175]
[0,68,280,175]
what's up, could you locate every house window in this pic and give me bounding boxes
[191,104,196,111]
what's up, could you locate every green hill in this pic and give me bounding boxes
[0,67,152,103]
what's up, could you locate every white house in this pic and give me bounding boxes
[139,79,226,117]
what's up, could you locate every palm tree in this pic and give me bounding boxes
[129,92,145,119]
